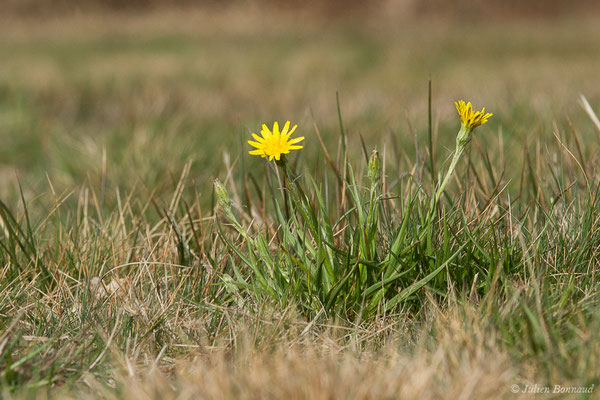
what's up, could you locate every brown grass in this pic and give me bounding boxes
[44,303,526,400]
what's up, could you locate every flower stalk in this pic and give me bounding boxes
[434,101,493,204]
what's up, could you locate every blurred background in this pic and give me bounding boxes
[4,0,600,17]
[1,0,600,204]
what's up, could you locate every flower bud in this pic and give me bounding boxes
[214,179,232,215]
[368,150,382,185]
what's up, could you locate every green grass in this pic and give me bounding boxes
[1,9,600,399]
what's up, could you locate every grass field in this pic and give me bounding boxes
[1,7,600,399]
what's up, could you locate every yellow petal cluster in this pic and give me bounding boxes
[455,100,493,130]
[248,121,304,161]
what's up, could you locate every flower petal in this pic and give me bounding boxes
[282,121,290,135]
[248,140,264,148]
[288,136,304,144]
[261,124,271,138]
[284,124,297,140]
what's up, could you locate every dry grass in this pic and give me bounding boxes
[30,303,522,400]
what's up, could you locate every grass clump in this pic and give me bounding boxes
[214,101,506,320]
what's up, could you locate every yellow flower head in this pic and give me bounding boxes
[248,121,304,161]
[455,100,493,130]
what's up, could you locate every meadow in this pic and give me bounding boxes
[1,6,600,399]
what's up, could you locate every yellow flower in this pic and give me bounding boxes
[455,100,493,130]
[248,121,304,161]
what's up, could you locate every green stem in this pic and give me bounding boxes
[434,126,471,204]
[275,158,291,220]
[435,146,464,204]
